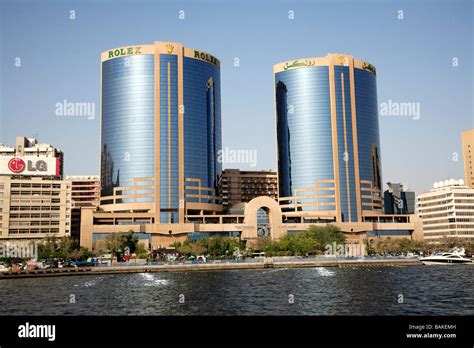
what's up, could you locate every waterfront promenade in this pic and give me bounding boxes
[0,257,423,279]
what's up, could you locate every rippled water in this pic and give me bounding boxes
[1,265,473,315]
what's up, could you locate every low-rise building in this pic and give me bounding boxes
[417,179,474,242]
[79,193,423,252]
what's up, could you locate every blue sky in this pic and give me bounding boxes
[0,0,472,195]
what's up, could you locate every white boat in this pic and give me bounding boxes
[419,248,472,265]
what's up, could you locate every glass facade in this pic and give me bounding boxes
[354,68,382,211]
[183,57,222,203]
[257,207,270,237]
[334,66,358,222]
[275,60,382,222]
[101,44,222,223]
[275,67,335,212]
[159,54,179,223]
[101,55,155,202]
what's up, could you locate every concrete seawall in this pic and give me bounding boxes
[0,258,421,279]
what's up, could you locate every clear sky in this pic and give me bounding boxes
[0,0,472,195]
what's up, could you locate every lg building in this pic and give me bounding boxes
[0,137,71,242]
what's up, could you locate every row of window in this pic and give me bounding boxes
[11,191,62,196]
[8,228,60,234]
[418,200,454,208]
[424,224,474,231]
[418,194,451,202]
[419,193,474,202]
[423,218,474,225]
[10,206,61,211]
[11,199,61,204]
[10,213,61,219]
[11,183,62,189]
[423,231,474,236]
[11,221,61,226]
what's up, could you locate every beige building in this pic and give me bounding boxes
[0,136,70,243]
[217,169,278,210]
[461,129,474,188]
[66,176,100,240]
[80,194,422,251]
[0,176,72,242]
[417,179,474,242]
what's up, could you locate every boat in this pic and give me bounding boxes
[419,247,472,265]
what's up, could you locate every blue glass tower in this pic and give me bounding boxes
[274,54,382,223]
[101,42,222,224]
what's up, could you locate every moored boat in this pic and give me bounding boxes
[419,248,472,265]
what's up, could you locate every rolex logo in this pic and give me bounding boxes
[165,44,174,54]
[338,55,349,66]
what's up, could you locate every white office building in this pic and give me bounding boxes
[417,179,474,242]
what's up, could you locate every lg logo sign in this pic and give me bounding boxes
[8,158,26,173]
[8,158,48,174]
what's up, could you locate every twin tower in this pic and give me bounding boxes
[100,41,382,225]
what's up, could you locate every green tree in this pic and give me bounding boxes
[38,236,59,260]
[80,247,94,260]
[121,230,139,254]
[170,241,182,249]
[306,225,346,252]
[135,243,147,257]
[105,232,125,257]
[37,236,92,261]
[59,236,79,259]
[178,242,207,256]
[247,237,275,254]
[172,236,245,258]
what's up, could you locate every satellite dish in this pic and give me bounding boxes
[433,182,439,189]
[449,179,456,185]
[459,179,465,185]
